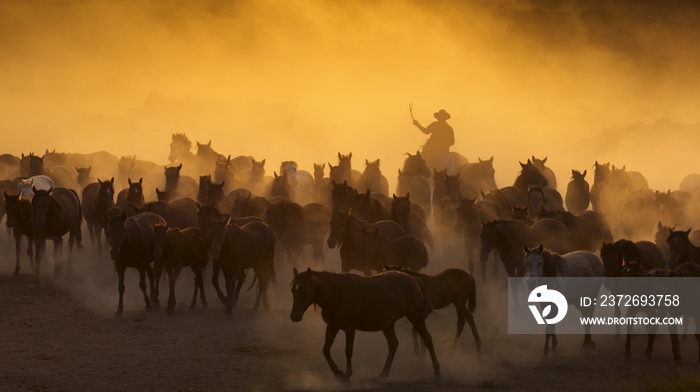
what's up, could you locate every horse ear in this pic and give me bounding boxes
[98,179,103,185]
[543,157,547,163]
[657,221,663,229]
[110,177,114,184]
[538,244,544,252]
[490,156,494,162]
[321,163,325,169]
[478,157,483,162]
[274,172,278,179]
[685,228,692,236]
[260,159,265,166]
[219,181,225,188]
[156,187,161,194]
[433,168,437,175]
[207,140,211,146]
[523,245,530,254]
[139,178,143,184]
[416,150,421,156]
[343,180,347,186]
[520,161,526,169]
[397,168,401,175]
[306,267,312,274]
[32,186,38,193]
[365,159,369,165]
[128,178,132,186]
[164,165,168,171]
[393,194,397,200]
[399,262,405,270]
[338,152,342,160]
[366,189,370,197]
[293,267,298,277]
[177,164,182,171]
[382,263,388,271]
[406,192,410,199]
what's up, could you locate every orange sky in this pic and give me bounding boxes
[2,0,699,190]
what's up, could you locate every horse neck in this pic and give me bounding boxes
[165,176,179,194]
[309,272,344,310]
[543,252,565,277]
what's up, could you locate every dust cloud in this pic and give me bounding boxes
[1,1,699,192]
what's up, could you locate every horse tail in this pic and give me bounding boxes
[467,273,477,313]
[246,271,257,292]
[70,188,84,250]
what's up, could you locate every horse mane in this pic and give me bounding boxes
[542,249,565,277]
[614,239,642,263]
[172,133,191,147]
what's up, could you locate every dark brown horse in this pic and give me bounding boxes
[479,219,572,278]
[565,169,590,214]
[337,152,361,185]
[106,211,165,315]
[152,224,208,314]
[551,209,613,252]
[362,229,429,272]
[382,264,481,353]
[350,189,390,223]
[4,192,35,275]
[531,155,557,190]
[164,164,198,199]
[355,159,389,195]
[197,175,212,205]
[456,198,502,276]
[390,194,433,248]
[667,228,700,268]
[481,186,526,219]
[155,188,171,202]
[526,185,563,219]
[327,210,406,275]
[208,218,276,314]
[396,168,432,217]
[82,178,115,253]
[331,180,356,214]
[264,200,330,265]
[231,192,268,218]
[141,197,199,229]
[266,171,291,200]
[401,151,431,178]
[456,156,498,196]
[513,160,548,194]
[116,178,145,207]
[290,268,440,380]
[31,187,83,284]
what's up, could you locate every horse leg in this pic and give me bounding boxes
[96,225,104,254]
[167,266,177,315]
[624,308,640,358]
[14,234,22,275]
[67,232,75,272]
[196,268,207,309]
[234,269,246,308]
[190,267,199,310]
[344,328,355,380]
[211,259,226,306]
[27,236,35,271]
[150,262,161,308]
[461,304,481,352]
[643,310,658,358]
[33,238,45,285]
[411,327,421,357]
[224,270,235,315]
[669,323,681,362]
[408,317,441,377]
[87,222,96,252]
[379,326,399,378]
[322,325,344,379]
[116,264,126,315]
[138,267,152,311]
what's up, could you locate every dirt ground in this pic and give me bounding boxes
[0,240,698,392]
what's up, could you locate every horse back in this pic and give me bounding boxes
[561,251,605,277]
[332,272,426,331]
[635,240,666,270]
[127,212,167,255]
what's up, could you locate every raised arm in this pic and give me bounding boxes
[413,119,429,134]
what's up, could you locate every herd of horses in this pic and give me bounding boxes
[1,133,700,380]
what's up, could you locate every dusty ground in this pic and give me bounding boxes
[0,240,698,392]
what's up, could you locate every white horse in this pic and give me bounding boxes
[18,175,55,199]
[524,244,605,355]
